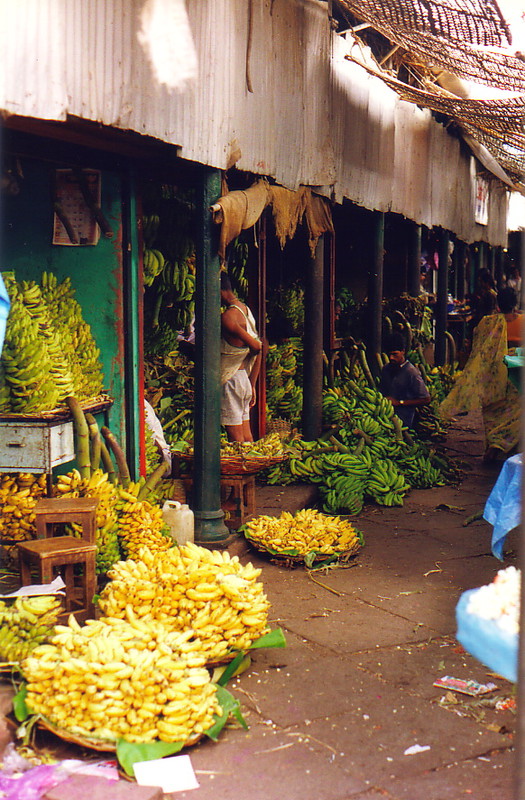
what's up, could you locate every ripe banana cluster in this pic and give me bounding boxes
[0,473,47,543]
[220,432,285,460]
[54,469,121,573]
[244,508,362,558]
[0,595,62,664]
[22,614,219,744]
[98,543,270,663]
[115,490,172,560]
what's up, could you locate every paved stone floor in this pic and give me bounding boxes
[0,409,519,799]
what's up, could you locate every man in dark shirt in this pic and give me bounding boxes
[379,333,431,427]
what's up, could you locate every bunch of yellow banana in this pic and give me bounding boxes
[54,469,121,572]
[220,431,285,459]
[244,508,362,557]
[0,595,63,664]
[22,614,219,744]
[115,488,172,560]
[0,473,47,542]
[98,542,270,662]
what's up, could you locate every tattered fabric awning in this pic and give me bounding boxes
[336,0,525,91]
[211,180,335,260]
[335,0,525,192]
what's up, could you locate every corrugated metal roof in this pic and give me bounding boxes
[0,0,509,245]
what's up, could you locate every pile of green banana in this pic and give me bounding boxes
[266,339,303,424]
[265,376,450,513]
[143,247,166,287]
[0,594,63,664]
[228,239,249,298]
[0,271,104,413]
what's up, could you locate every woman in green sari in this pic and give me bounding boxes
[439,288,521,463]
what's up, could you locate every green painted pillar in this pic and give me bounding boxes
[434,228,449,366]
[193,166,229,544]
[367,211,385,364]
[302,235,324,440]
[122,167,142,480]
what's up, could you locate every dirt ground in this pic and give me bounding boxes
[0,409,519,799]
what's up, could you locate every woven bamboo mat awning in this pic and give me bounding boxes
[335,0,525,191]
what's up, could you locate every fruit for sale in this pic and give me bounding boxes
[244,508,362,557]
[0,595,63,664]
[0,473,47,542]
[22,615,219,743]
[97,542,270,662]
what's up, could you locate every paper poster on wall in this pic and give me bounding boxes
[474,174,489,226]
[52,169,102,246]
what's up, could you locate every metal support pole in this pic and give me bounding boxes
[367,211,385,366]
[434,228,449,366]
[302,235,325,440]
[456,240,466,301]
[122,166,143,480]
[407,222,421,298]
[495,246,504,290]
[193,166,229,544]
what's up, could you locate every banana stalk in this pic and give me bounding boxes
[66,396,91,480]
[101,427,130,488]
[137,460,170,501]
[85,412,102,471]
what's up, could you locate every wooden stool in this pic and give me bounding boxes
[220,473,256,529]
[34,497,98,543]
[18,537,97,623]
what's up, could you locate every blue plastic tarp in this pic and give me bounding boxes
[0,273,9,352]
[456,589,517,683]
[484,453,522,560]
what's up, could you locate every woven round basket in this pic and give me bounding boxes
[178,452,287,476]
[36,716,203,751]
[266,418,292,436]
[243,533,362,568]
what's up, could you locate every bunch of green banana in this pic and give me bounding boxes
[143,248,166,287]
[398,452,446,489]
[228,239,249,299]
[1,290,60,412]
[266,339,303,423]
[41,271,104,401]
[366,459,411,507]
[0,361,11,412]
[22,614,219,744]
[244,508,362,558]
[0,594,63,664]
[142,213,160,248]
[98,542,270,663]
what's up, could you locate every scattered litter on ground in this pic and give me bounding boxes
[404,744,430,755]
[433,676,498,696]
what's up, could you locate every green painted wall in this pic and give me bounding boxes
[1,157,127,457]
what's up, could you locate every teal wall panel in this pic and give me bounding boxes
[1,157,127,454]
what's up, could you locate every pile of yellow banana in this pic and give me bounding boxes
[22,614,219,744]
[0,473,47,543]
[115,490,172,560]
[54,469,121,573]
[98,542,270,662]
[0,595,63,664]
[244,508,362,557]
[220,431,285,459]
